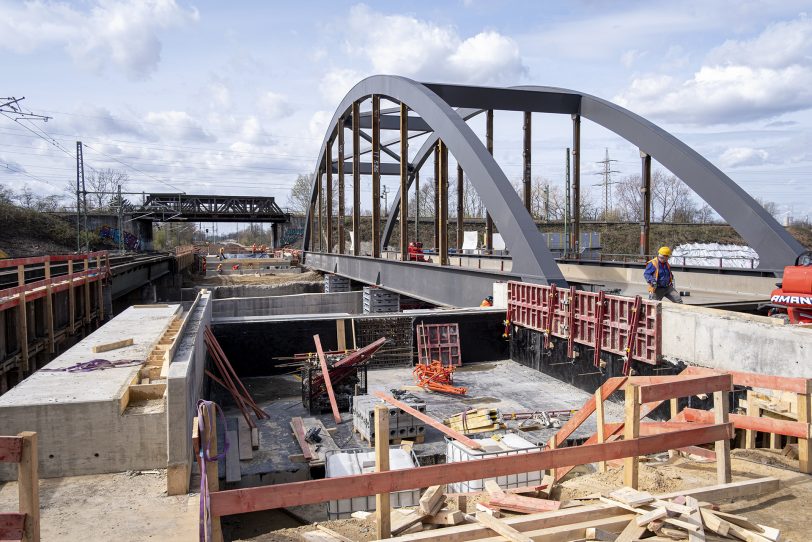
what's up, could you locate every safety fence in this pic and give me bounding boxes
[0,432,39,541]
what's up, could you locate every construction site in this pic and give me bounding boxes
[1,77,811,542]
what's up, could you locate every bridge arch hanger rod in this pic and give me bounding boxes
[304,75,567,285]
[379,83,804,270]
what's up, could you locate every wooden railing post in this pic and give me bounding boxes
[18,431,39,542]
[201,409,223,542]
[623,383,640,489]
[16,265,29,372]
[67,259,75,333]
[44,257,54,353]
[83,257,91,324]
[669,396,681,458]
[96,255,104,322]
[714,390,732,483]
[744,391,757,448]
[594,388,606,473]
[799,386,811,474]
[375,404,391,539]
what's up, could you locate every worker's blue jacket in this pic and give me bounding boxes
[644,258,673,288]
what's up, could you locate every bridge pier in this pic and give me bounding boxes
[137,219,154,251]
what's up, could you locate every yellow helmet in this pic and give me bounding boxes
[658,246,672,257]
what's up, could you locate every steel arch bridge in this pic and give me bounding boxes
[303,76,804,306]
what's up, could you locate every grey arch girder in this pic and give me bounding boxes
[304,75,567,285]
[381,83,804,270]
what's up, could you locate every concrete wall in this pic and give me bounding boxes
[166,290,212,495]
[211,291,363,319]
[206,281,322,299]
[661,303,812,378]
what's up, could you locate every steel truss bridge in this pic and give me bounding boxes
[303,76,805,306]
[135,193,289,223]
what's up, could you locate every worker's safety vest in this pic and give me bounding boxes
[647,258,673,286]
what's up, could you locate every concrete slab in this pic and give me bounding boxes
[0,304,182,479]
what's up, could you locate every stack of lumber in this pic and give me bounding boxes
[370,477,782,541]
[444,408,504,434]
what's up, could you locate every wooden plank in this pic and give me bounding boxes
[201,405,223,542]
[419,485,445,515]
[635,506,667,526]
[314,334,342,425]
[474,515,636,542]
[615,517,648,542]
[624,383,641,489]
[225,429,241,483]
[745,391,757,448]
[373,392,483,449]
[17,265,29,372]
[18,432,39,542]
[713,391,732,484]
[68,259,75,333]
[84,258,91,324]
[595,387,607,473]
[0,436,22,463]
[391,509,428,536]
[92,337,134,353]
[290,417,314,461]
[474,511,534,542]
[683,365,811,394]
[550,377,627,448]
[488,493,561,514]
[656,477,780,503]
[798,392,811,474]
[316,525,354,542]
[44,258,54,353]
[336,320,347,351]
[638,374,733,404]
[238,418,253,461]
[210,423,734,517]
[0,512,26,541]
[681,408,810,439]
[424,508,464,526]
[375,404,391,540]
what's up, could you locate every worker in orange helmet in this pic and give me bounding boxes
[480,295,494,307]
[644,247,683,303]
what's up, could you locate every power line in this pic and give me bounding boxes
[82,142,185,193]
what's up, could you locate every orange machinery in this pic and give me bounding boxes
[769,251,812,324]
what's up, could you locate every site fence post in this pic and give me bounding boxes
[623,383,640,489]
[16,265,29,372]
[669,397,681,458]
[798,385,811,474]
[374,404,391,539]
[594,388,607,473]
[68,259,75,333]
[18,431,39,542]
[714,390,732,483]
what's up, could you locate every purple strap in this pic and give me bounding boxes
[41,359,143,372]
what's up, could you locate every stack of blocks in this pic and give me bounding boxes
[362,286,400,313]
[352,394,427,444]
[324,275,351,293]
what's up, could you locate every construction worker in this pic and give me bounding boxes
[216,263,223,274]
[218,246,225,261]
[644,247,683,303]
[480,295,494,307]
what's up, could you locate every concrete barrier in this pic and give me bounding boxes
[166,290,212,495]
[211,291,363,319]
[661,303,812,378]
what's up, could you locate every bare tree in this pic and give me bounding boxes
[0,184,16,204]
[86,169,129,210]
[755,197,780,219]
[614,170,697,222]
[15,185,36,208]
[287,173,315,214]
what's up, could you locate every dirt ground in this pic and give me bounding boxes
[0,469,197,542]
[235,449,811,542]
[194,270,322,286]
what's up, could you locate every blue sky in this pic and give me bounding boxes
[1,0,811,223]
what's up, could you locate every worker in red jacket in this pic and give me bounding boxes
[644,247,683,303]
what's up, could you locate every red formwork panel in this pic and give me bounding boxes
[416,323,462,366]
[507,281,661,365]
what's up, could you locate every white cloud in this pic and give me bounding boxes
[144,111,214,142]
[0,0,198,78]
[258,91,293,121]
[719,147,769,168]
[320,68,365,105]
[614,14,812,124]
[620,49,646,68]
[341,4,525,84]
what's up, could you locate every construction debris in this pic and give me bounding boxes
[413,360,467,395]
